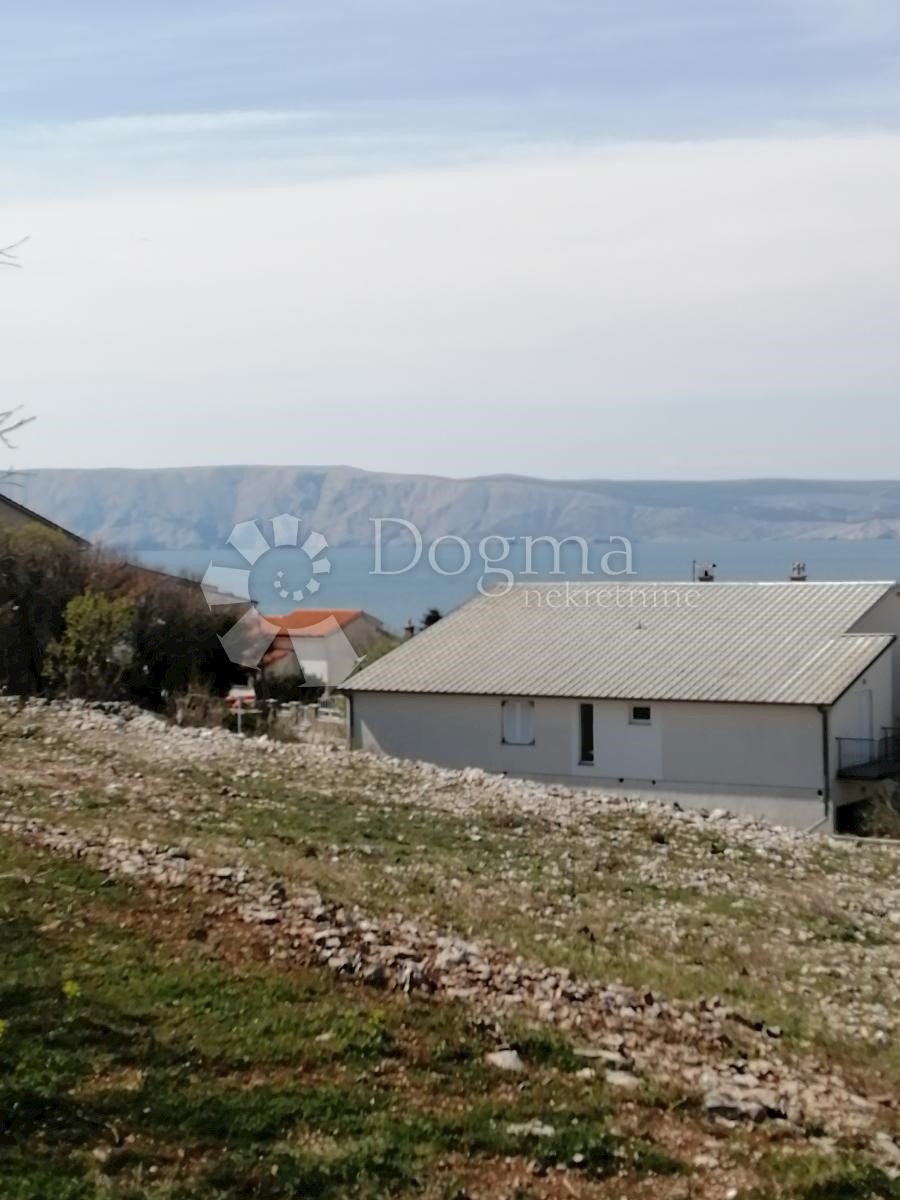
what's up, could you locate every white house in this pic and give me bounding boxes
[343,581,900,830]
[260,608,384,689]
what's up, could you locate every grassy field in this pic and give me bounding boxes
[4,837,899,1200]
[7,725,899,1086]
[0,839,682,1199]
[2,706,900,1196]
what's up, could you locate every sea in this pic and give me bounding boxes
[135,539,900,634]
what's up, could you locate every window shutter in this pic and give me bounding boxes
[502,700,534,745]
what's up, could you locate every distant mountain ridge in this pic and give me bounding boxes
[10,466,900,550]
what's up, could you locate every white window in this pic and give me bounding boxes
[630,704,652,725]
[502,699,535,745]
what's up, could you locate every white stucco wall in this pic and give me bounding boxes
[850,589,900,719]
[265,630,359,687]
[829,651,893,742]
[349,691,830,827]
[829,648,894,810]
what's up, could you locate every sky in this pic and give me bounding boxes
[2,0,900,479]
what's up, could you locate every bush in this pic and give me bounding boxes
[46,592,135,699]
[0,527,89,693]
[861,784,900,839]
[0,530,239,705]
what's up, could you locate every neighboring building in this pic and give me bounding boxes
[0,492,89,546]
[0,494,211,595]
[344,581,900,830]
[260,608,384,689]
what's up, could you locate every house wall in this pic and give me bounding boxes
[349,691,828,828]
[290,629,359,687]
[829,648,895,810]
[0,502,34,533]
[263,629,360,687]
[850,589,900,719]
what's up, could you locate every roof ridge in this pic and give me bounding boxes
[508,579,896,589]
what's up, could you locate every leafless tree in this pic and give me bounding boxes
[1,241,33,481]
[0,237,28,267]
[0,407,34,452]
[0,408,33,488]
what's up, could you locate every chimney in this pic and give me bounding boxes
[404,618,415,639]
[790,561,807,582]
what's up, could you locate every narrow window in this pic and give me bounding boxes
[502,699,535,745]
[579,703,594,764]
[630,704,652,725]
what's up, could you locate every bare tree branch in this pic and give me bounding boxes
[0,408,34,451]
[1,247,33,483]
[0,237,29,267]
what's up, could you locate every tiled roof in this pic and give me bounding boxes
[260,608,363,635]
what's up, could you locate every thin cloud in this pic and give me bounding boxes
[28,109,325,142]
[2,133,899,474]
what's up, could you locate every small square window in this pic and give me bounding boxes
[630,705,652,725]
[502,699,535,745]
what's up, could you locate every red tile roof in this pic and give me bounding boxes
[259,608,363,636]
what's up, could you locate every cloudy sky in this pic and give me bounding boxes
[3,0,900,478]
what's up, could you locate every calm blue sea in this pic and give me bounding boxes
[135,540,900,634]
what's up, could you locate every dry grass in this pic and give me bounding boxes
[2,707,900,1195]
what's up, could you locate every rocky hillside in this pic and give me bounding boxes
[1,699,899,1196]
[12,466,900,548]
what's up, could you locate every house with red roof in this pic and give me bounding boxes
[259,608,384,689]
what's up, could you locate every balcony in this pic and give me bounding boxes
[836,728,900,780]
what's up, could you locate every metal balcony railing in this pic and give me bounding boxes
[836,728,900,779]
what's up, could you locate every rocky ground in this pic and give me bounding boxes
[1,698,899,1197]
